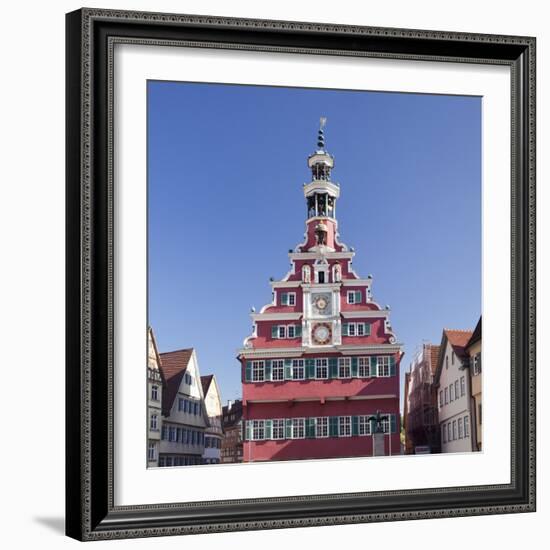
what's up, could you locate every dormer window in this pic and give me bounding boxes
[347,290,362,304]
[280,292,296,306]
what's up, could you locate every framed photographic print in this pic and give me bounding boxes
[66,8,536,541]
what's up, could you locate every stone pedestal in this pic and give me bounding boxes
[373,432,385,456]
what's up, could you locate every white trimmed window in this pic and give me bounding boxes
[291,418,305,439]
[458,417,464,439]
[151,385,159,401]
[444,387,449,404]
[347,290,362,304]
[460,376,466,396]
[252,420,265,440]
[280,292,296,306]
[169,426,177,442]
[447,423,452,442]
[377,356,391,377]
[452,420,457,440]
[252,361,265,382]
[315,358,329,379]
[358,357,370,377]
[464,415,470,437]
[150,414,158,431]
[339,416,352,437]
[473,353,482,375]
[272,360,284,381]
[357,323,365,336]
[292,359,305,380]
[454,380,459,399]
[148,442,157,461]
[380,416,390,434]
[348,323,356,336]
[338,357,351,378]
[287,325,296,338]
[278,325,286,339]
[358,415,371,435]
[272,419,285,439]
[450,383,455,401]
[316,417,328,438]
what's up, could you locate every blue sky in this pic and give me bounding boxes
[147,81,481,408]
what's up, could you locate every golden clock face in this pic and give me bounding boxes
[312,323,331,345]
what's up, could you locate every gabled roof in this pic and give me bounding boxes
[428,344,440,376]
[200,374,214,397]
[466,317,482,349]
[434,329,474,384]
[159,348,194,416]
[444,329,474,361]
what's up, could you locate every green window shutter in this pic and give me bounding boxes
[365,323,371,336]
[329,416,339,437]
[351,357,358,377]
[370,356,378,377]
[355,290,362,303]
[284,359,292,380]
[281,292,288,305]
[390,414,398,434]
[329,357,338,378]
[361,323,367,335]
[285,418,292,439]
[264,419,272,439]
[295,324,302,337]
[271,325,278,338]
[245,361,252,382]
[389,356,396,376]
[245,421,251,441]
[341,323,348,336]
[306,418,316,438]
[352,415,359,436]
[305,358,315,379]
[265,360,272,381]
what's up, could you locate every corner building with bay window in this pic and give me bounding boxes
[238,121,403,462]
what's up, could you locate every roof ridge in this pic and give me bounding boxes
[160,347,194,355]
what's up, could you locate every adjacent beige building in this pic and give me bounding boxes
[201,375,224,464]
[466,318,482,451]
[147,328,163,467]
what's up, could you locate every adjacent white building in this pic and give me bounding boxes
[158,348,209,466]
[147,328,163,467]
[434,329,474,453]
[201,375,224,464]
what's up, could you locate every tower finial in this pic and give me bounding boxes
[317,117,327,150]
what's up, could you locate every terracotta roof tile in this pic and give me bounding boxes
[159,349,193,416]
[444,329,474,360]
[429,345,440,375]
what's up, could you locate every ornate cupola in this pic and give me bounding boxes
[302,118,341,252]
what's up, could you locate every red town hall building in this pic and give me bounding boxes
[237,121,403,462]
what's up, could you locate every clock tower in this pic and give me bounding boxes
[238,120,402,462]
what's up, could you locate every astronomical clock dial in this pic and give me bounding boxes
[312,293,332,316]
[312,323,332,345]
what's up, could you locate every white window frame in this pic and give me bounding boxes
[151,384,159,401]
[292,359,305,380]
[272,359,284,381]
[278,325,286,339]
[291,418,306,439]
[356,323,365,336]
[252,360,265,382]
[452,420,457,440]
[473,353,482,375]
[252,420,265,440]
[315,417,328,438]
[358,415,371,436]
[347,290,358,304]
[444,387,449,404]
[460,376,466,396]
[287,292,296,306]
[380,416,390,434]
[458,417,464,439]
[464,415,470,437]
[272,419,285,440]
[338,357,351,378]
[169,426,177,442]
[315,358,329,379]
[339,416,352,437]
[150,414,158,431]
[148,442,157,461]
[450,382,455,401]
[348,323,356,336]
[358,357,370,377]
[287,325,296,338]
[454,380,459,399]
[377,356,391,377]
